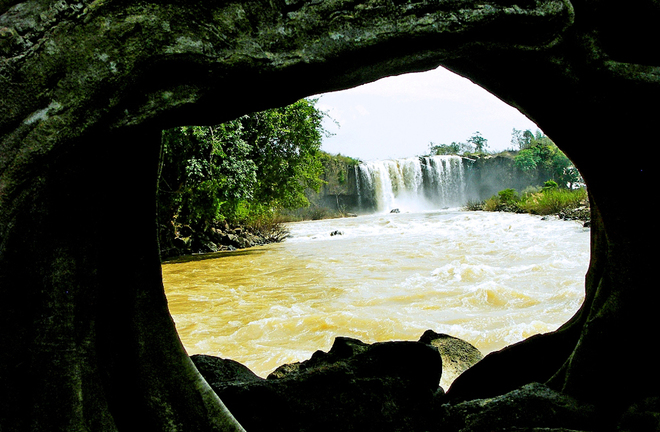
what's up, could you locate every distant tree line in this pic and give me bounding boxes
[428,129,582,189]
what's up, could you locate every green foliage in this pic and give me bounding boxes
[517,187,588,216]
[476,184,588,216]
[157,98,328,238]
[511,128,537,150]
[467,131,489,153]
[428,132,489,156]
[237,99,326,210]
[319,152,361,166]
[429,142,461,155]
[513,130,582,188]
[543,180,558,190]
[498,188,519,204]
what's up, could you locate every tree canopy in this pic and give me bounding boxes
[513,129,582,188]
[157,99,327,241]
[428,131,489,156]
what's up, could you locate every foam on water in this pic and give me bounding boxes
[163,209,590,377]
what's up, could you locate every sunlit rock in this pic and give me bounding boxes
[419,330,483,392]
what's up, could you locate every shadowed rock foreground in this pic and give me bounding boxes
[191,332,603,432]
[0,0,655,430]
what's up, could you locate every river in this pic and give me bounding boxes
[162,209,590,378]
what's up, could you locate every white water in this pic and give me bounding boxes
[163,209,590,378]
[355,155,467,212]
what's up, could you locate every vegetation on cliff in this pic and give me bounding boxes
[430,129,580,187]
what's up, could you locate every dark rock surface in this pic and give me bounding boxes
[193,336,443,432]
[438,382,599,432]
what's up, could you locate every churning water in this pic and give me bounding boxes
[163,209,590,378]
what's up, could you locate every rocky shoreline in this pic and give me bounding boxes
[159,220,290,260]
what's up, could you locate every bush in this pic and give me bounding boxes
[542,180,558,191]
[518,187,587,216]
[469,184,588,218]
[498,188,519,205]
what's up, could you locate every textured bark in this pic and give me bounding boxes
[0,0,657,430]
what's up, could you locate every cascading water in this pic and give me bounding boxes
[355,155,466,213]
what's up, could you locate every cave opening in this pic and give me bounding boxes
[157,67,591,391]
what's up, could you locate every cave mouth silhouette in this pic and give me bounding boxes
[157,77,591,381]
[0,1,655,430]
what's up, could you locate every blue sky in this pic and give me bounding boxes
[313,66,540,162]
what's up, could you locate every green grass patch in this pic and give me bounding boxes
[468,184,588,217]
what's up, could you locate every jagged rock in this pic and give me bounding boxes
[419,330,483,391]
[390,208,401,213]
[194,335,442,432]
[191,332,488,432]
[437,382,599,432]
[618,396,660,432]
[193,354,263,386]
[330,230,343,236]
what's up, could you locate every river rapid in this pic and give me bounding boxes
[163,209,590,378]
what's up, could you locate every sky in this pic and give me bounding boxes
[313,66,540,162]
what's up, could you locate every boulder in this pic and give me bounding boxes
[418,330,483,391]
[193,335,442,432]
[437,382,598,432]
[192,354,263,386]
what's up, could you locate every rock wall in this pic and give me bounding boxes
[314,155,360,212]
[463,153,549,202]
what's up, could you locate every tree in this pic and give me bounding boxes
[157,99,327,237]
[467,131,489,153]
[429,141,461,155]
[238,99,326,210]
[511,128,536,149]
[513,130,583,188]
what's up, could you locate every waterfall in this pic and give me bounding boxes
[355,155,467,213]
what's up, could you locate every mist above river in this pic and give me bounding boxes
[163,209,589,378]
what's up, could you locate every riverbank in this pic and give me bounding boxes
[159,218,290,260]
[160,185,590,261]
[464,186,591,227]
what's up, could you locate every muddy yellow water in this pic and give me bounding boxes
[163,210,589,377]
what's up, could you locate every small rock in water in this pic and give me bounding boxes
[330,230,343,236]
[390,208,400,213]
